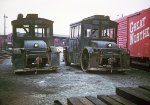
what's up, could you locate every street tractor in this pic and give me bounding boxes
[11,14,59,73]
[64,15,130,72]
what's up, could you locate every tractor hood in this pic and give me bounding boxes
[24,40,47,49]
[91,40,119,49]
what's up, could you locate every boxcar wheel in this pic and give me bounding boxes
[81,49,89,71]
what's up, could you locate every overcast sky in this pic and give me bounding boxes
[0,0,150,35]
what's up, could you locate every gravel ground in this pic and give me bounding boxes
[0,58,150,105]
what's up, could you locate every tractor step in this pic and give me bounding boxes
[14,67,59,74]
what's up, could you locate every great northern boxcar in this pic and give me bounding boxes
[64,15,130,72]
[116,8,150,68]
[11,14,59,73]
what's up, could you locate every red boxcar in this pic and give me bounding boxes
[116,8,150,67]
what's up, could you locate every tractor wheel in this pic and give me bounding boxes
[13,57,24,69]
[81,49,89,71]
[63,49,70,66]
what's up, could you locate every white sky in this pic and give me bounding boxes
[0,0,150,35]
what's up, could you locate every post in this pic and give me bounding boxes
[3,14,8,50]
[4,14,8,36]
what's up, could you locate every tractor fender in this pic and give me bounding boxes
[48,46,60,66]
[83,47,94,54]
[48,46,59,53]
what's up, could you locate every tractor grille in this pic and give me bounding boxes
[26,49,47,58]
[97,48,121,67]
[101,58,120,67]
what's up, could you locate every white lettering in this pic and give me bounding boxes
[130,22,134,33]
[136,33,139,42]
[145,27,150,38]
[141,17,146,27]
[129,16,149,45]
[130,33,134,45]
[130,27,150,45]
[134,35,136,43]
[143,29,147,39]
[136,21,140,30]
[130,17,146,33]
[139,31,143,40]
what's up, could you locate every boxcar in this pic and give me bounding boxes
[64,15,130,72]
[116,8,150,67]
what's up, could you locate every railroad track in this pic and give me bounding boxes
[131,63,149,72]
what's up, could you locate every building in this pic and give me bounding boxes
[53,34,68,47]
[0,33,12,51]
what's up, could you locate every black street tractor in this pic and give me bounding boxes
[11,14,59,73]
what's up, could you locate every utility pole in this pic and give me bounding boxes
[4,14,8,36]
[3,14,8,50]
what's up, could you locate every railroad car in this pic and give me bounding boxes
[11,14,59,73]
[64,15,130,72]
[116,8,150,67]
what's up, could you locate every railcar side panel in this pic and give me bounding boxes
[117,17,128,49]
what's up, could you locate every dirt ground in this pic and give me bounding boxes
[0,58,150,105]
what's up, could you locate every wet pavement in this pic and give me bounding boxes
[0,58,150,105]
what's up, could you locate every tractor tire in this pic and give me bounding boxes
[81,49,89,71]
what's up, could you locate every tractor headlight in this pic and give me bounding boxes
[107,43,112,48]
[34,43,39,48]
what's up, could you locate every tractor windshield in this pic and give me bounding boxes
[16,24,51,38]
[84,23,117,40]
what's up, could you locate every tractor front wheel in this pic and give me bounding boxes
[81,49,89,71]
